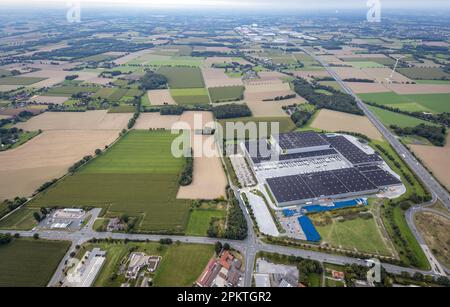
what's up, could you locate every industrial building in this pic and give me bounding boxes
[241,131,403,207]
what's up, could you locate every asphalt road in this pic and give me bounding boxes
[1,49,448,286]
[301,47,450,211]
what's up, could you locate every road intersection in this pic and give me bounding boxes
[0,48,448,287]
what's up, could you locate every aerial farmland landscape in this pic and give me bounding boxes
[0,0,449,294]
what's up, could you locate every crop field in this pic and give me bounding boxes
[143,56,204,67]
[349,61,385,69]
[310,109,383,140]
[0,239,70,287]
[219,116,296,140]
[0,76,46,85]
[341,56,396,66]
[45,85,100,96]
[86,241,214,287]
[158,66,205,89]
[29,131,192,233]
[0,207,40,230]
[359,92,450,113]
[367,105,437,128]
[397,67,450,80]
[208,86,244,103]
[170,88,210,105]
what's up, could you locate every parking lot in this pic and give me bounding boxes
[37,209,87,231]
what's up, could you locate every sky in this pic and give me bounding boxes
[2,0,450,11]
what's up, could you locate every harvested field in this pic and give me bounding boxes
[0,85,20,92]
[20,70,69,88]
[177,111,214,131]
[29,95,68,105]
[292,70,331,81]
[410,136,450,190]
[15,110,131,131]
[361,67,412,83]
[310,109,383,141]
[245,82,291,93]
[202,68,243,87]
[0,130,120,200]
[177,135,227,200]
[414,212,450,268]
[134,113,181,130]
[114,49,155,65]
[333,67,375,81]
[245,89,302,116]
[219,116,296,140]
[345,82,390,93]
[147,89,177,105]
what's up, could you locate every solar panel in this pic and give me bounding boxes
[362,170,402,187]
[326,135,382,165]
[332,168,377,192]
[300,171,350,197]
[266,175,315,203]
[275,131,329,150]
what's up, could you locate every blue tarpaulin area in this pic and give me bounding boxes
[298,215,321,242]
[302,198,368,214]
[282,209,297,217]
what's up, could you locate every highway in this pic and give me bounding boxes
[1,48,448,286]
[301,47,450,211]
[300,47,449,276]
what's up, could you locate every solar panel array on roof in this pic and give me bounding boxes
[276,131,329,150]
[267,166,402,204]
[251,148,338,164]
[245,139,272,159]
[333,168,377,192]
[326,135,382,165]
[300,171,349,197]
[266,175,315,203]
[360,168,402,187]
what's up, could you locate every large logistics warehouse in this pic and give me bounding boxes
[241,131,403,207]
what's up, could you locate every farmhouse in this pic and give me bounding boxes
[196,250,243,287]
[240,131,404,207]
